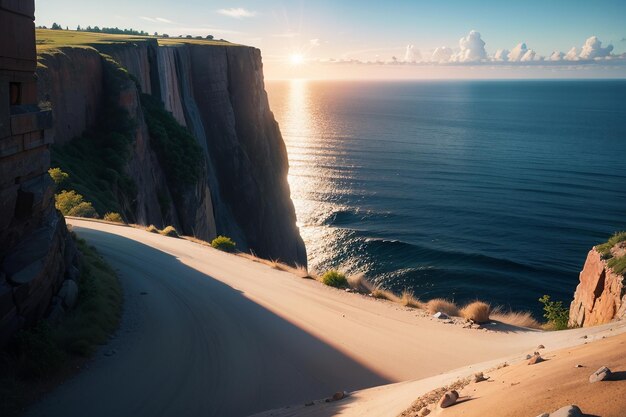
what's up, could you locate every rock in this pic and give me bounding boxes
[58,279,78,310]
[575,364,583,368]
[473,372,488,382]
[528,355,544,365]
[438,390,459,408]
[537,344,545,349]
[345,288,352,293]
[331,391,347,401]
[45,296,65,324]
[418,407,431,416]
[535,414,549,417]
[589,366,611,383]
[433,312,449,320]
[304,401,314,407]
[526,354,533,360]
[550,405,583,417]
[65,265,80,282]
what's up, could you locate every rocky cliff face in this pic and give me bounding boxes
[569,248,626,327]
[36,39,306,266]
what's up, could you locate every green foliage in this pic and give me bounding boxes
[51,57,137,218]
[596,231,626,258]
[160,226,179,238]
[48,167,68,187]
[211,236,236,252]
[103,212,124,223]
[141,94,204,189]
[55,190,98,218]
[538,295,569,330]
[321,270,348,288]
[608,256,626,276]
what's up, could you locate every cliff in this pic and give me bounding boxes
[35,31,306,266]
[569,245,626,327]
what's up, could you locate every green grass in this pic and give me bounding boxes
[0,237,122,416]
[321,270,348,288]
[595,232,626,276]
[211,236,236,252]
[159,226,179,238]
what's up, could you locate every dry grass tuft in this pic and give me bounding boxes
[426,298,460,316]
[347,273,373,293]
[146,225,159,233]
[491,307,542,329]
[401,290,423,309]
[460,301,491,323]
[371,286,399,302]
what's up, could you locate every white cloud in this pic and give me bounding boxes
[452,30,487,62]
[431,46,453,63]
[217,7,256,19]
[403,45,422,63]
[565,47,579,61]
[155,17,173,24]
[140,16,174,24]
[579,36,613,59]
[521,49,539,62]
[507,43,528,62]
[493,49,509,62]
[310,38,321,47]
[549,51,564,61]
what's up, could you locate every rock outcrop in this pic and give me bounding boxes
[569,248,626,327]
[0,1,78,346]
[36,37,306,266]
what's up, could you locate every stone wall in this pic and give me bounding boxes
[0,0,76,346]
[569,248,626,327]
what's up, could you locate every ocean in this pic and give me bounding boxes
[266,80,626,315]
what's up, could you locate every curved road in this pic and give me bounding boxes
[25,219,586,417]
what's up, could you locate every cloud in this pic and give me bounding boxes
[493,49,509,62]
[155,17,173,24]
[579,36,613,59]
[521,49,539,62]
[507,43,528,62]
[549,51,564,61]
[431,46,453,63]
[217,7,256,18]
[272,32,299,38]
[403,45,422,63]
[453,30,487,62]
[564,47,579,61]
[310,38,321,47]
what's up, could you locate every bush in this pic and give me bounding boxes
[211,235,236,252]
[55,190,98,218]
[321,270,348,288]
[103,212,124,223]
[426,298,460,316]
[401,290,422,308]
[48,167,68,187]
[460,301,491,323]
[538,295,569,330]
[596,231,626,258]
[160,226,179,238]
[146,225,159,233]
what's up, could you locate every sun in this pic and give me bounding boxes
[289,54,304,66]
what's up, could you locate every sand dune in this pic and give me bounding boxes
[27,219,626,417]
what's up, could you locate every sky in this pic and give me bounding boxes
[36,0,626,79]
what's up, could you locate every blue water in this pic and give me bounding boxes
[266,80,626,315]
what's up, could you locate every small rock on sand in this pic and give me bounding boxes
[537,344,545,349]
[433,312,449,319]
[589,366,611,383]
[528,355,544,365]
[438,390,459,408]
[473,372,488,382]
[535,414,549,417]
[418,407,430,416]
[550,405,583,417]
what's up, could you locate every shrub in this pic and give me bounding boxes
[371,286,398,301]
[426,298,460,316]
[490,307,542,329]
[538,295,569,330]
[211,235,236,252]
[146,225,159,233]
[55,190,98,218]
[608,256,626,276]
[48,167,68,187]
[401,290,422,308]
[160,226,179,238]
[460,301,491,323]
[596,231,626,258]
[103,212,124,223]
[321,270,348,288]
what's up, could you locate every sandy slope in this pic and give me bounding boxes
[25,219,626,417]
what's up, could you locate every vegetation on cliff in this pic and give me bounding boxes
[596,232,626,276]
[51,57,137,219]
[211,236,236,252]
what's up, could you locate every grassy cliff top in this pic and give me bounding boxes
[36,29,240,53]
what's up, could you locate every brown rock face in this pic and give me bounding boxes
[569,249,626,327]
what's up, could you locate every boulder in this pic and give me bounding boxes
[65,265,80,282]
[46,296,65,324]
[528,355,545,365]
[589,366,611,383]
[438,390,459,408]
[473,372,488,382]
[433,312,449,320]
[550,405,583,417]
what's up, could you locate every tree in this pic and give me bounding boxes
[51,22,62,30]
[206,35,214,40]
[77,25,82,31]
